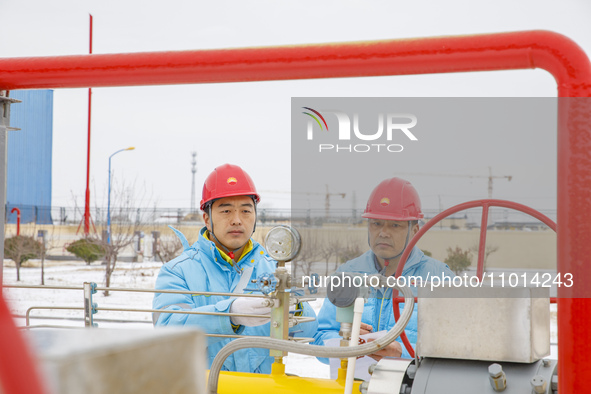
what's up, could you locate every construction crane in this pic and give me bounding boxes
[324,184,346,218]
[400,167,512,199]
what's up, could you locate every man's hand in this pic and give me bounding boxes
[229,298,272,327]
[365,338,402,361]
[359,323,374,336]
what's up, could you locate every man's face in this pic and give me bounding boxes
[204,195,256,250]
[368,219,418,261]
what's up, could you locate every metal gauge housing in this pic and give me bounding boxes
[264,225,301,263]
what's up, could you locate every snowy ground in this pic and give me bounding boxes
[2,260,557,381]
[2,259,330,378]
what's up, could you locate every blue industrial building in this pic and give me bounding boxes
[6,90,53,224]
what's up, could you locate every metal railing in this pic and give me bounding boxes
[5,204,558,228]
[4,283,315,342]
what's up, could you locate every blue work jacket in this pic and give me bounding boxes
[312,247,454,361]
[153,227,318,373]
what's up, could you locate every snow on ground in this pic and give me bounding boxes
[2,259,330,378]
[3,260,557,380]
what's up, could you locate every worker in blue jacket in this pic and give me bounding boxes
[153,163,317,373]
[313,177,454,361]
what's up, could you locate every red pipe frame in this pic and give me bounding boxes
[0,30,589,93]
[394,199,558,357]
[83,13,93,236]
[1,29,590,392]
[397,199,558,280]
[10,207,21,236]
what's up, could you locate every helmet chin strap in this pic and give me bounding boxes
[208,201,257,263]
[389,222,413,261]
[374,221,413,276]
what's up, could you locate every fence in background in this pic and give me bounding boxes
[5,204,557,229]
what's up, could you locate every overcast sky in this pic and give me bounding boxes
[1,0,590,212]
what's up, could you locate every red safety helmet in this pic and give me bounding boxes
[200,164,261,211]
[362,177,424,221]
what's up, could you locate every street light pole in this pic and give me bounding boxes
[107,147,135,244]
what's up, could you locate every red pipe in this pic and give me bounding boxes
[397,199,557,277]
[10,207,21,236]
[0,30,590,392]
[0,295,46,394]
[476,203,490,279]
[393,199,558,358]
[83,13,93,235]
[0,30,589,95]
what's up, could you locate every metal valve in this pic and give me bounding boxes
[531,375,547,393]
[359,381,369,394]
[256,273,278,295]
[488,363,507,392]
[245,273,279,295]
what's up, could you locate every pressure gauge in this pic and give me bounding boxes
[264,225,301,263]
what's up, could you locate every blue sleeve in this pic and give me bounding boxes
[312,298,342,365]
[152,261,237,345]
[313,297,418,362]
[424,258,456,279]
[289,302,318,339]
[442,264,456,278]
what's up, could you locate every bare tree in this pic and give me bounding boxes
[469,243,500,272]
[324,237,346,275]
[337,237,364,265]
[317,236,337,272]
[89,178,154,296]
[293,230,319,279]
[293,230,365,278]
[156,237,183,263]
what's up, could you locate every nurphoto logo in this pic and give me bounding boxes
[302,107,418,153]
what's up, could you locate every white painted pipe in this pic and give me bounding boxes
[208,283,415,394]
[344,297,365,394]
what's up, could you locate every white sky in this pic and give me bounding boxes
[1,0,590,211]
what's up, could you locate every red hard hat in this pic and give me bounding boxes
[362,177,424,221]
[200,164,261,211]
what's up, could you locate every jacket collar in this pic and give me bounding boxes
[372,247,423,275]
[345,247,423,276]
[195,226,257,271]
[202,229,253,264]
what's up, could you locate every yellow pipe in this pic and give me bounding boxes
[208,367,361,394]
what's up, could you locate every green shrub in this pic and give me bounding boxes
[67,238,106,265]
[5,235,43,266]
[421,249,432,257]
[5,235,44,281]
[444,246,472,274]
